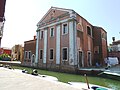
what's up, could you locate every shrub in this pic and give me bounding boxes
[0,53,11,61]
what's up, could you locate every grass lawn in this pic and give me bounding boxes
[12,65,120,90]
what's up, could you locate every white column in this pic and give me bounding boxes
[69,20,77,65]
[69,21,75,65]
[56,25,60,64]
[35,30,40,65]
[43,29,47,63]
[74,21,77,65]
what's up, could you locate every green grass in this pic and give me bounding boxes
[12,65,120,90]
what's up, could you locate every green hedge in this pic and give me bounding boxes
[0,53,11,61]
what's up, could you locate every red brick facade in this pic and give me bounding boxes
[23,7,108,72]
[23,36,36,66]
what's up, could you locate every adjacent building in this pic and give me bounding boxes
[109,40,120,63]
[0,0,6,47]
[11,44,24,62]
[0,47,11,56]
[23,7,107,72]
[23,36,36,66]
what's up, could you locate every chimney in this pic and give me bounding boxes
[112,37,115,42]
[34,35,36,40]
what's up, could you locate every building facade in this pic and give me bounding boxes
[23,7,107,72]
[23,36,36,66]
[0,0,6,47]
[0,47,11,56]
[109,40,120,63]
[93,26,107,65]
[11,44,24,62]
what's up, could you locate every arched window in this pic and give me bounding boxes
[87,26,92,36]
[77,23,83,31]
[102,32,107,40]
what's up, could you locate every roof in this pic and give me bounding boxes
[37,6,74,26]
[24,39,36,43]
[113,40,120,45]
[93,26,107,33]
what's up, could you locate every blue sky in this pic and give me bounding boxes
[1,0,120,48]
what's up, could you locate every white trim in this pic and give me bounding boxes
[43,29,47,63]
[69,21,74,65]
[38,17,74,30]
[50,27,54,37]
[28,51,31,60]
[25,51,28,59]
[31,54,35,66]
[62,22,68,35]
[37,7,73,25]
[77,23,83,32]
[56,25,60,64]
[101,32,107,41]
[52,7,73,12]
[35,31,40,64]
[49,48,54,61]
[62,47,68,61]
[74,21,77,65]
[77,50,84,68]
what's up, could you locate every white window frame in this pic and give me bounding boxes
[49,48,54,61]
[40,30,44,39]
[31,54,35,64]
[39,49,43,60]
[25,51,28,59]
[62,22,68,35]
[62,47,68,61]
[28,51,31,60]
[87,51,92,66]
[101,32,107,40]
[86,25,92,37]
[50,27,54,37]
[77,23,83,32]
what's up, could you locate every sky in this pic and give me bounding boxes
[1,0,120,48]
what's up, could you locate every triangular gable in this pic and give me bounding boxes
[37,7,73,25]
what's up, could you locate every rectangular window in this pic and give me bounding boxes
[40,50,43,59]
[50,49,54,60]
[62,23,68,35]
[50,28,54,37]
[62,48,68,60]
[40,31,44,39]
[28,51,31,59]
[25,51,27,59]
[94,46,99,54]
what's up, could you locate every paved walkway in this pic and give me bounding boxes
[0,67,82,90]
[108,65,120,74]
